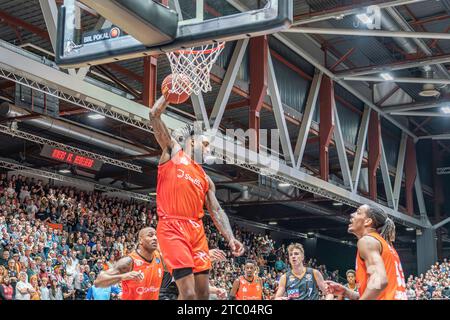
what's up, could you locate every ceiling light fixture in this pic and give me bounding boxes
[58,169,70,174]
[441,106,450,114]
[332,202,343,206]
[356,13,372,25]
[278,182,291,187]
[380,73,394,81]
[88,113,105,120]
[268,221,278,225]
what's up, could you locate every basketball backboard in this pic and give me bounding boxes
[56,0,292,68]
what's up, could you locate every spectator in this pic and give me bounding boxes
[74,238,86,261]
[0,275,14,300]
[40,277,50,300]
[29,275,40,300]
[49,278,63,300]
[0,250,9,268]
[86,284,121,300]
[15,272,35,300]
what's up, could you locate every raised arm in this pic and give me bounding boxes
[357,236,388,300]
[94,256,141,288]
[205,176,244,257]
[149,96,180,162]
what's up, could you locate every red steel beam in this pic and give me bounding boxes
[376,85,400,106]
[329,47,355,71]
[270,49,313,81]
[0,81,15,90]
[368,110,381,200]
[404,137,416,215]
[142,56,158,107]
[410,14,450,26]
[227,100,249,110]
[319,76,335,181]
[412,117,432,133]
[105,63,144,83]
[0,10,50,41]
[249,36,268,152]
[334,95,363,115]
[59,108,90,116]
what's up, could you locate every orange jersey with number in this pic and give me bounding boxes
[121,250,164,300]
[355,232,407,300]
[235,276,263,300]
[156,150,209,220]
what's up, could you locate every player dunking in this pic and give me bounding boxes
[94,227,163,300]
[326,204,407,300]
[229,259,263,300]
[149,95,245,300]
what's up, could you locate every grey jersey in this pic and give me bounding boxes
[285,268,320,300]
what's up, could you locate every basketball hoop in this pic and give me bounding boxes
[166,42,225,96]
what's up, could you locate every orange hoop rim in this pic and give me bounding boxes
[170,42,226,55]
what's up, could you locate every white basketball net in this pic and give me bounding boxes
[166,42,225,96]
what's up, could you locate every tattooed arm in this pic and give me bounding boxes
[149,95,181,164]
[205,175,244,257]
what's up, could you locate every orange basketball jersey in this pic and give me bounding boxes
[157,150,209,220]
[355,232,407,300]
[121,250,163,300]
[235,276,263,300]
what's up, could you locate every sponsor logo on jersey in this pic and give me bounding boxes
[194,251,209,263]
[155,258,160,264]
[136,286,159,295]
[305,273,313,281]
[176,169,202,189]
[287,289,300,298]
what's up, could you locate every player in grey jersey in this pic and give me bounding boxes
[274,243,333,300]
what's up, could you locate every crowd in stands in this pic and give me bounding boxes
[0,172,448,300]
[0,172,342,300]
[406,260,450,300]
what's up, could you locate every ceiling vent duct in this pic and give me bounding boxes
[419,69,440,98]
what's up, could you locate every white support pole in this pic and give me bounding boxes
[283,27,450,40]
[191,93,210,130]
[433,217,450,230]
[294,70,322,168]
[393,132,408,210]
[352,106,370,191]
[39,0,59,53]
[414,164,428,219]
[267,54,295,166]
[210,39,249,131]
[333,104,353,191]
[380,139,395,208]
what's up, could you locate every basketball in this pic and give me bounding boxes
[161,74,191,104]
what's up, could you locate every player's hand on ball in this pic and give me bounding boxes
[123,271,144,282]
[325,281,345,295]
[228,238,245,257]
[209,249,226,262]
